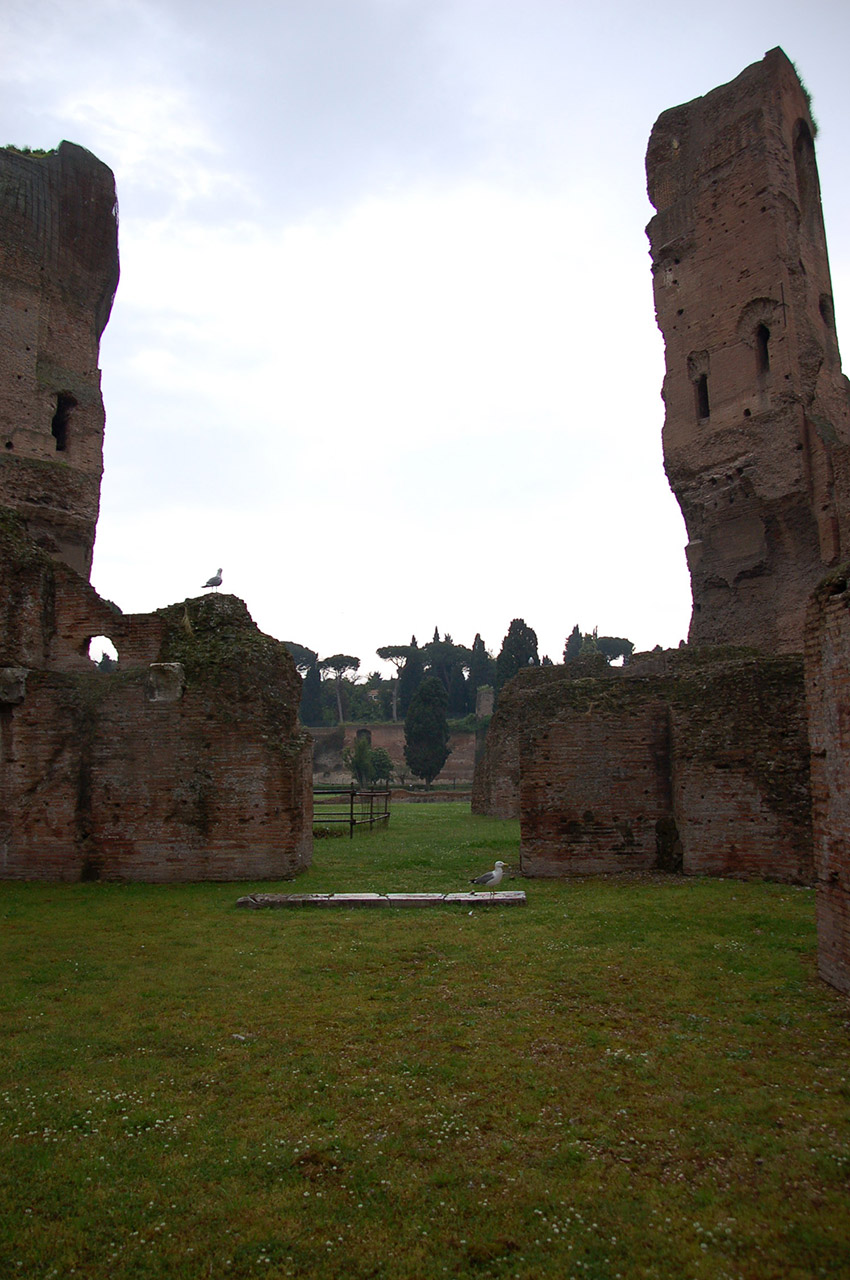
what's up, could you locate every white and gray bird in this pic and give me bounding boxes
[202,568,223,591]
[469,860,508,898]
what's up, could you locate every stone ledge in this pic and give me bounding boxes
[236,891,527,909]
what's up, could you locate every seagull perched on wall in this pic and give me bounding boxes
[470,860,508,900]
[202,568,223,592]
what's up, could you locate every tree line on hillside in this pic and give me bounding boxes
[284,620,635,729]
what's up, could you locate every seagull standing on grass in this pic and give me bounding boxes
[202,568,223,592]
[470,860,508,901]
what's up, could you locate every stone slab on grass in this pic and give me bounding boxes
[236,891,527,909]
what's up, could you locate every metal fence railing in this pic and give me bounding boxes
[313,786,391,838]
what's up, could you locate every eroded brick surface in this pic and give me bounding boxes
[0,143,119,577]
[476,651,812,883]
[0,143,312,882]
[0,579,313,881]
[805,569,850,991]
[646,49,850,651]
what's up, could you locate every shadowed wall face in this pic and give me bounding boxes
[805,571,850,993]
[646,48,850,652]
[512,654,812,884]
[0,143,119,578]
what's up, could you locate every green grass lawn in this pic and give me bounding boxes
[1,803,848,1279]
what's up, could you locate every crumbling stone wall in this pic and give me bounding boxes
[520,688,672,876]
[0,142,312,882]
[646,49,850,651]
[472,655,610,820]
[310,722,476,786]
[0,547,313,881]
[0,144,119,578]
[805,567,850,992]
[479,650,811,884]
[668,652,812,882]
[470,691,521,818]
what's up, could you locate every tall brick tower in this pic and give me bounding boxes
[646,48,850,651]
[0,142,119,578]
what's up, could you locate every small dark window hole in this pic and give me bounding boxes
[756,324,770,375]
[51,393,77,452]
[695,373,710,420]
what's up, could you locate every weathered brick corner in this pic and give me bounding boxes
[805,566,850,991]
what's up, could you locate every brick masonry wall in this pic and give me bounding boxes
[0,144,120,578]
[0,142,313,883]
[670,656,812,882]
[805,568,850,992]
[477,651,812,883]
[646,49,850,652]
[1,670,312,882]
[310,722,476,785]
[472,656,613,820]
[520,696,671,876]
[470,711,519,818]
[0,533,313,882]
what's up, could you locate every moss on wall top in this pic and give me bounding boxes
[156,593,301,731]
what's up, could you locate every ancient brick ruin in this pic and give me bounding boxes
[0,143,312,881]
[0,143,118,579]
[806,571,850,991]
[476,651,812,883]
[474,50,850,986]
[646,48,850,651]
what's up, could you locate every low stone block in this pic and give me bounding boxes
[146,662,185,703]
[0,667,28,705]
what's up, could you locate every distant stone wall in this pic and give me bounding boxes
[310,722,476,785]
[805,567,850,991]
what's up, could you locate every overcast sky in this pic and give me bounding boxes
[4,0,849,671]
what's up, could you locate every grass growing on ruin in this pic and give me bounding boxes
[1,802,849,1280]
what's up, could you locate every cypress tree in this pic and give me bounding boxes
[468,633,495,707]
[404,676,451,789]
[564,625,581,662]
[398,636,424,716]
[496,618,539,691]
[299,661,324,726]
